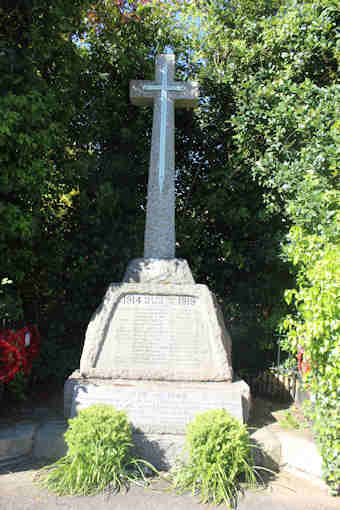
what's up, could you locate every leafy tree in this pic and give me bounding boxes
[283,224,340,492]
[171,0,339,490]
[0,0,93,317]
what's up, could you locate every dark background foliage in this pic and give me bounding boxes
[1,0,339,490]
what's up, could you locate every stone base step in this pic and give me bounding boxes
[32,420,68,460]
[275,429,327,488]
[0,420,67,469]
[0,422,38,469]
[65,376,251,469]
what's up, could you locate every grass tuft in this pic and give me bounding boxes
[170,409,260,508]
[36,404,158,495]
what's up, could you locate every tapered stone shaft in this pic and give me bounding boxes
[130,54,199,259]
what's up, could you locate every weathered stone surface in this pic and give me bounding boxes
[123,258,195,284]
[0,422,37,467]
[277,430,324,479]
[64,376,80,419]
[79,283,232,382]
[67,375,249,424]
[131,432,187,470]
[250,426,281,472]
[33,420,68,460]
[130,54,199,259]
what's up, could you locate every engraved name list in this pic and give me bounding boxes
[95,293,210,376]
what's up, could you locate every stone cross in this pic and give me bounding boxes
[130,54,199,259]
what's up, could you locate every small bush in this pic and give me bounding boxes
[38,404,153,495]
[171,409,258,507]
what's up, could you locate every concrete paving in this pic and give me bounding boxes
[0,460,338,510]
[276,429,324,479]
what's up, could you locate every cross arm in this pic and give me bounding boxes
[130,79,200,108]
[130,80,154,106]
[174,82,200,109]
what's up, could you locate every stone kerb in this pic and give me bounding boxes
[79,283,232,382]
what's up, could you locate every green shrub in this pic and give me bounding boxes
[38,404,153,495]
[171,409,257,507]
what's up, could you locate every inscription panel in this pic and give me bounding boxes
[95,293,209,372]
[72,384,243,432]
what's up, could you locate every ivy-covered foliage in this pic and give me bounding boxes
[0,0,92,296]
[283,226,340,491]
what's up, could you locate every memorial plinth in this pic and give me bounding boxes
[64,54,250,469]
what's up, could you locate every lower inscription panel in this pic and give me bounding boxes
[70,380,248,433]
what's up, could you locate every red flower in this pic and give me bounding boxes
[298,347,311,375]
[302,362,311,375]
[0,336,22,382]
[0,325,40,383]
[298,349,304,372]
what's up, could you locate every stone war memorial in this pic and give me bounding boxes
[64,54,250,468]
